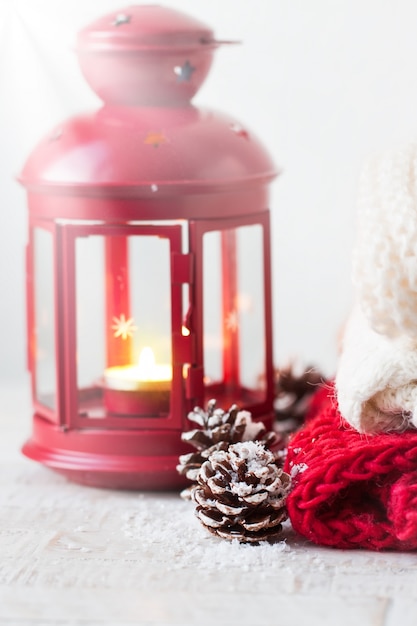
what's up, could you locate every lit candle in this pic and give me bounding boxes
[104,347,172,415]
[105,347,172,391]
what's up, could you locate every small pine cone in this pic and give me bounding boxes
[192,441,291,543]
[177,400,283,494]
[275,365,324,427]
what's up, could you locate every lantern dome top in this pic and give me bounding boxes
[20,105,277,197]
[19,5,278,203]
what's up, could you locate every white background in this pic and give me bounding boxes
[1,0,416,385]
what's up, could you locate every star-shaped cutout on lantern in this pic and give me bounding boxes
[111,314,138,340]
[225,310,238,332]
[144,131,167,148]
[112,13,131,27]
[48,128,63,142]
[174,60,196,82]
[230,123,250,140]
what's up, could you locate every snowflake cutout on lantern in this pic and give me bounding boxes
[144,131,167,148]
[174,60,196,82]
[225,310,238,332]
[111,314,138,340]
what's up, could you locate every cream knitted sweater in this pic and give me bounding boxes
[336,144,417,433]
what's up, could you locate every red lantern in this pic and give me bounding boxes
[20,6,278,489]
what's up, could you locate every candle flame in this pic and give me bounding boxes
[137,347,172,382]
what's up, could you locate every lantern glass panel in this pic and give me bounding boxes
[202,231,223,383]
[75,234,106,413]
[129,235,172,369]
[75,232,172,419]
[236,224,266,390]
[202,223,266,406]
[33,227,57,410]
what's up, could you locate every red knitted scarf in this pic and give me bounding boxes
[284,385,417,551]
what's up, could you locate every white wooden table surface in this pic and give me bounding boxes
[1,381,417,626]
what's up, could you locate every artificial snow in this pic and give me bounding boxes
[120,494,290,574]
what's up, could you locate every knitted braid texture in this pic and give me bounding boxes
[284,386,417,550]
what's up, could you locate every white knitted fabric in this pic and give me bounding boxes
[336,144,417,433]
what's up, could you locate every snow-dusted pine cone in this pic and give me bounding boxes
[192,441,291,543]
[177,399,282,494]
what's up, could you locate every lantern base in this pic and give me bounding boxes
[21,415,190,491]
